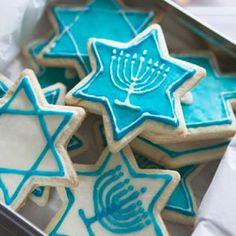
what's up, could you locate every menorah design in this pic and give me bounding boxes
[78,165,151,235]
[110,49,171,110]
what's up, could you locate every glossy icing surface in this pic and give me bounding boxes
[135,154,198,217]
[0,76,75,207]
[177,54,236,128]
[73,27,195,141]
[49,149,176,236]
[43,0,155,74]
[29,39,80,91]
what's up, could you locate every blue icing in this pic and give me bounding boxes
[49,150,174,236]
[29,40,80,91]
[0,81,8,98]
[137,136,229,159]
[44,88,60,104]
[177,54,236,128]
[97,121,229,162]
[73,28,196,141]
[32,186,45,197]
[44,0,155,75]
[135,154,198,217]
[0,77,74,206]
[67,135,83,152]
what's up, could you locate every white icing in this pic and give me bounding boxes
[181,92,193,105]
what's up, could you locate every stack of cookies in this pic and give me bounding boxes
[0,0,235,235]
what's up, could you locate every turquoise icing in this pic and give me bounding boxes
[29,39,80,91]
[0,81,8,98]
[137,136,229,159]
[67,135,83,152]
[73,27,196,141]
[32,186,45,198]
[43,0,155,74]
[135,154,198,217]
[49,150,174,236]
[177,54,236,128]
[0,77,74,206]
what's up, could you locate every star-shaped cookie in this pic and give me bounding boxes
[0,70,85,210]
[45,146,180,236]
[37,0,155,76]
[66,25,205,152]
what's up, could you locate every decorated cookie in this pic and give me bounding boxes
[135,153,204,225]
[0,76,87,206]
[0,69,85,210]
[142,52,236,144]
[45,146,180,236]
[23,37,80,91]
[66,24,205,152]
[37,0,156,76]
[131,136,229,168]
[94,119,228,168]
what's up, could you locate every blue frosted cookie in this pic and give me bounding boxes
[66,25,205,152]
[37,0,156,76]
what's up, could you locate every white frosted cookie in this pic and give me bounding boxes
[45,146,180,236]
[0,69,85,210]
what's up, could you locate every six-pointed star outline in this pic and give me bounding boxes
[66,25,204,152]
[0,70,85,210]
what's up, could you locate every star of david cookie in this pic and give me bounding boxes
[37,0,156,76]
[22,37,80,91]
[66,24,205,152]
[0,76,87,207]
[135,154,205,225]
[93,120,229,168]
[142,52,236,144]
[0,70,85,210]
[45,146,180,236]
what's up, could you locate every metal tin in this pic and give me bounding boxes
[2,0,235,235]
